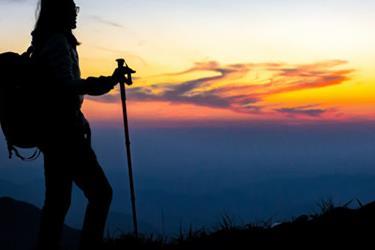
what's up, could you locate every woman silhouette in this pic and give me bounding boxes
[31,0,117,249]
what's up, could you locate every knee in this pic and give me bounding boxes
[89,184,113,207]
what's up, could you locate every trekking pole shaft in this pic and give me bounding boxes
[119,82,139,237]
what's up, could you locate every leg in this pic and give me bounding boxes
[72,145,113,250]
[37,152,73,250]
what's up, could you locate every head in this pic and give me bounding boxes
[32,0,80,48]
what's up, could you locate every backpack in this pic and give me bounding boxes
[0,47,41,160]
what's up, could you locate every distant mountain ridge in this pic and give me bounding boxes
[2,173,375,236]
[0,197,80,250]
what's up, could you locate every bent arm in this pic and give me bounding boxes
[40,33,115,96]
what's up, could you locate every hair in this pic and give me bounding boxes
[31,0,80,50]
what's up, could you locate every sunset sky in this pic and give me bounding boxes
[2,1,375,236]
[1,0,374,126]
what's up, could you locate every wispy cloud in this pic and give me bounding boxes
[90,15,124,28]
[275,105,328,117]
[93,46,148,66]
[92,60,353,118]
[0,0,27,3]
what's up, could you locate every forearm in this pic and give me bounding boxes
[64,76,116,96]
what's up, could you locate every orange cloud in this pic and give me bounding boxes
[89,60,353,118]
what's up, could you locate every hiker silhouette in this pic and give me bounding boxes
[29,0,122,249]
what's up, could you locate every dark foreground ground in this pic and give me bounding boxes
[104,200,375,249]
[1,197,375,250]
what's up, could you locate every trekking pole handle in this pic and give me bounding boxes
[116,58,136,86]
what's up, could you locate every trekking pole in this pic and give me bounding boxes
[116,58,139,237]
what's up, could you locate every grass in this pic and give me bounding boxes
[102,198,373,249]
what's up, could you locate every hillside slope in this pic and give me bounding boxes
[0,197,80,250]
